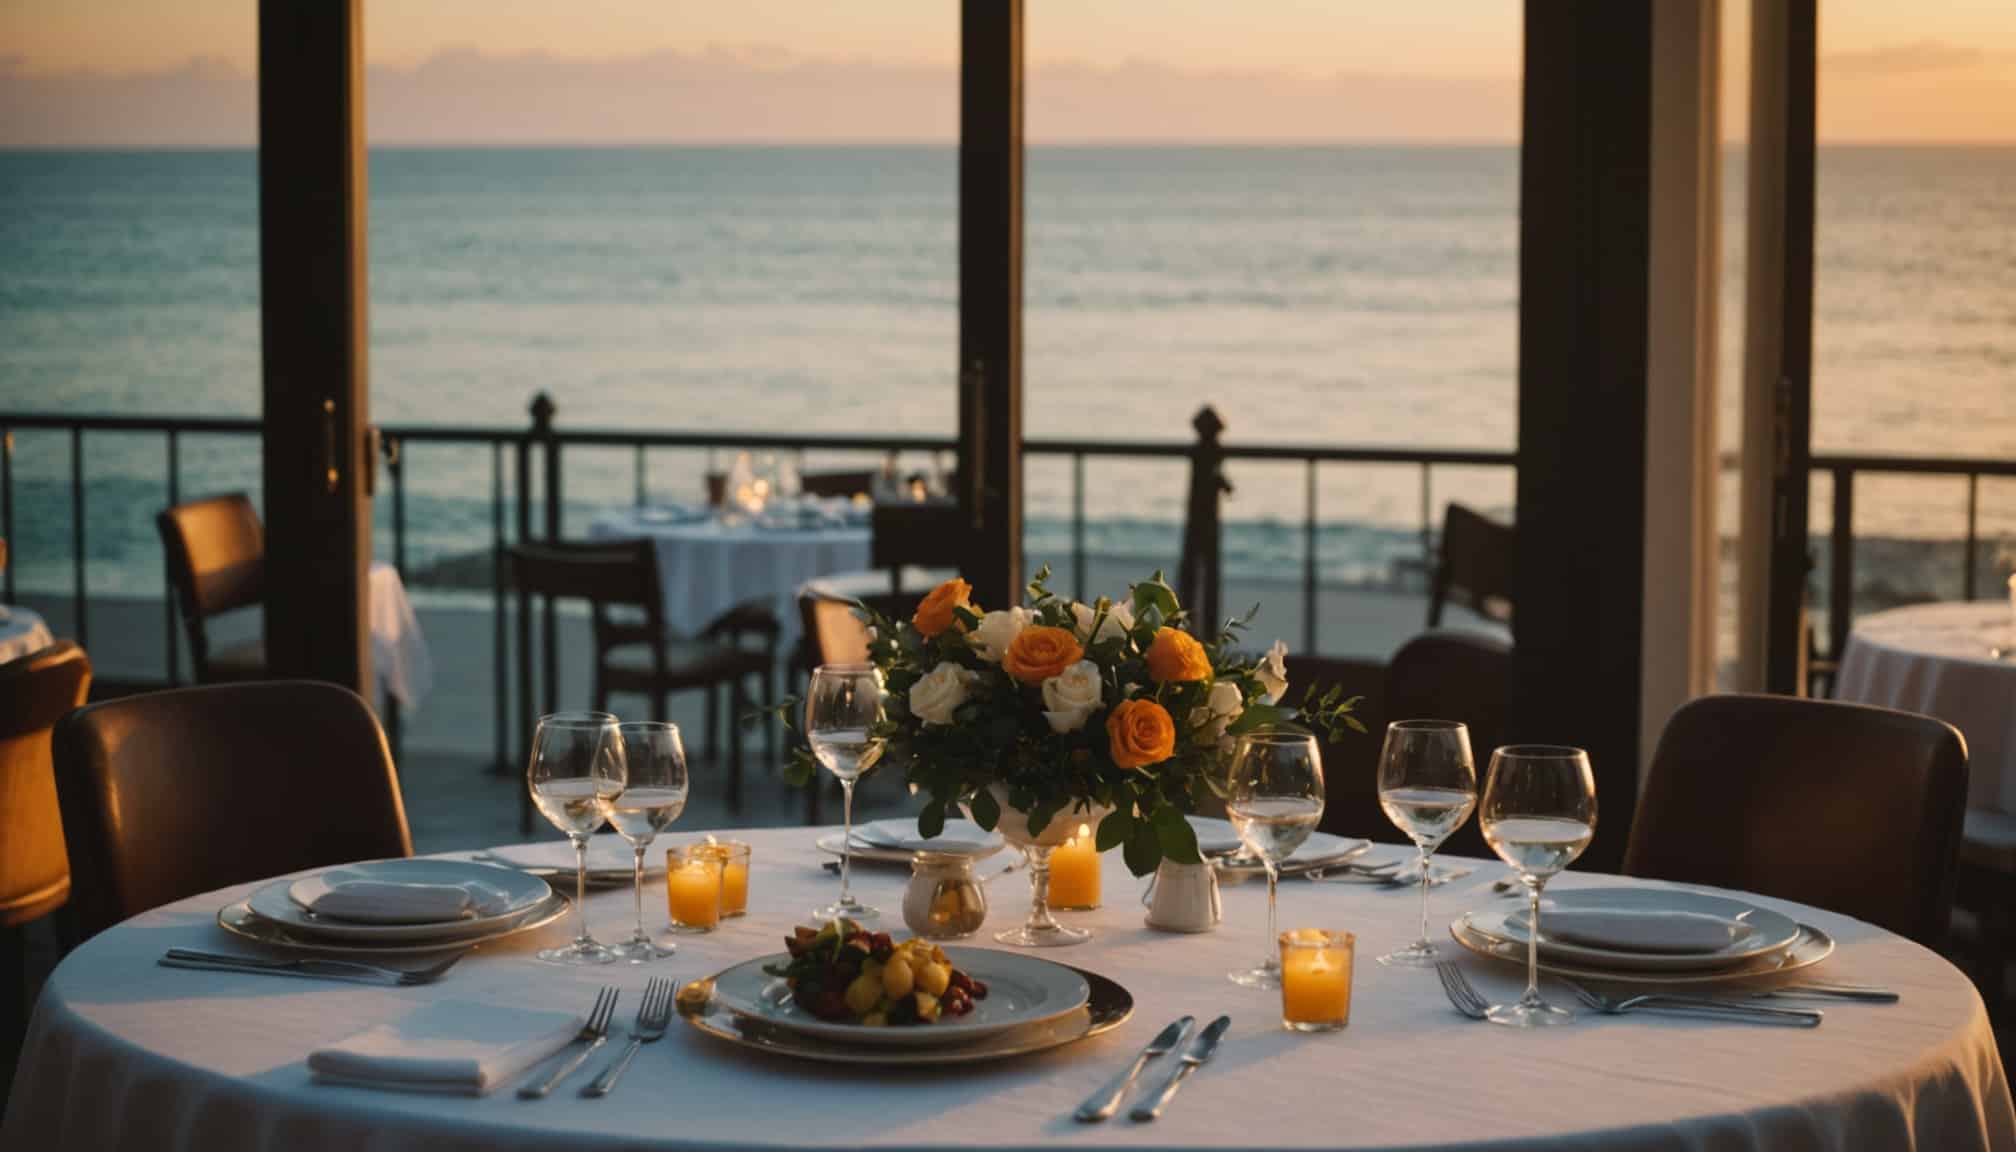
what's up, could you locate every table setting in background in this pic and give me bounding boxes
[6,570,2014,1152]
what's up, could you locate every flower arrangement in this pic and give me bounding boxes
[783,566,1364,875]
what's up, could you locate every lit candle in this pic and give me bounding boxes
[694,840,751,917]
[1279,929,1354,1032]
[1047,824,1101,911]
[665,849,723,932]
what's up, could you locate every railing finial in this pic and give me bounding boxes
[529,391,556,435]
[1192,405,1225,445]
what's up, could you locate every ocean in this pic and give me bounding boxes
[1,145,2012,609]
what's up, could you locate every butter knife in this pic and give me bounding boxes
[1075,1016,1193,1122]
[1130,1014,1229,1122]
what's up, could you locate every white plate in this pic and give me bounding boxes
[219,892,569,956]
[481,836,663,878]
[853,818,1003,856]
[709,946,1090,1048]
[817,822,1005,865]
[1187,817,1370,879]
[246,860,553,944]
[1452,912,1835,985]
[1478,887,1803,971]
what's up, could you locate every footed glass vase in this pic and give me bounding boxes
[987,784,1112,948]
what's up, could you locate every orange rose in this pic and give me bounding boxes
[912,578,975,639]
[1144,627,1211,682]
[1002,625,1084,684]
[1107,698,1177,769]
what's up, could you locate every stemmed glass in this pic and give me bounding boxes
[605,721,690,962]
[526,711,625,965]
[1478,745,1598,1027]
[807,663,885,921]
[1226,728,1325,989]
[1376,719,1477,967]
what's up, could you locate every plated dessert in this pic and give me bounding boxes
[767,920,989,1026]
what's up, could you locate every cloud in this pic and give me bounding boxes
[1822,40,1989,76]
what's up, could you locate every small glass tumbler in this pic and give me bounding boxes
[903,852,988,939]
[665,848,724,933]
[1278,929,1354,1033]
[692,840,751,917]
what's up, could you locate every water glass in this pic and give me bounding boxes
[806,663,886,921]
[1376,719,1477,967]
[1226,728,1325,989]
[526,711,624,965]
[606,721,689,962]
[1478,745,1598,1027]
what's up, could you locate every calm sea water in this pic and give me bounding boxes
[0,146,2011,599]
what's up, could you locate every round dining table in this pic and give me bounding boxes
[0,604,54,664]
[1835,600,2016,813]
[7,827,2012,1152]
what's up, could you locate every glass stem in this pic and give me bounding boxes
[838,779,856,907]
[1522,878,1545,1008]
[1026,845,1058,932]
[1264,864,1280,968]
[573,835,590,946]
[1417,847,1433,947]
[632,844,647,941]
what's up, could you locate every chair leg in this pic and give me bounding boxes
[705,684,721,765]
[761,665,777,771]
[728,680,747,813]
[649,687,667,724]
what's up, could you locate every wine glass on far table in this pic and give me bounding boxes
[1226,728,1325,989]
[526,711,625,965]
[1376,719,1478,967]
[606,721,690,962]
[807,663,886,921]
[1478,745,1598,1027]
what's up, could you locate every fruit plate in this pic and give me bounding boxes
[1482,887,1804,971]
[244,859,554,943]
[217,891,569,956]
[707,946,1090,1048]
[686,965,1132,1066]
[1451,913,1836,985]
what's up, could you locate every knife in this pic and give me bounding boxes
[1130,1014,1230,1122]
[1075,1016,1194,1122]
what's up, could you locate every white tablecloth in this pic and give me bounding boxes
[1836,601,2016,813]
[0,604,54,663]
[8,828,2011,1152]
[588,508,871,644]
[369,563,434,710]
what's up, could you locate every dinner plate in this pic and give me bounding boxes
[1451,912,1836,985]
[218,891,569,956]
[287,862,523,920]
[1479,887,1803,971]
[1186,817,1371,879]
[707,946,1090,1048]
[246,860,553,943]
[854,818,1004,856]
[685,965,1132,1066]
[816,826,1006,866]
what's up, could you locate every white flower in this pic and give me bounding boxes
[909,663,976,726]
[1070,599,1136,645]
[967,606,1029,663]
[1256,639,1290,704]
[1189,679,1246,742]
[1040,659,1106,734]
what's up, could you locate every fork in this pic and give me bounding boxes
[519,986,620,1098]
[582,978,675,1098]
[1435,960,1490,1019]
[159,947,467,986]
[1560,979,1822,1027]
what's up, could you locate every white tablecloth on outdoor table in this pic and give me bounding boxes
[369,562,434,710]
[588,508,870,645]
[8,828,2011,1152]
[0,604,54,664]
[1836,601,2016,813]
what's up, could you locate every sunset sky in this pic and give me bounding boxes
[3,0,2014,145]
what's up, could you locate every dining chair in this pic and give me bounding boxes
[51,680,412,943]
[1380,631,1511,859]
[1426,502,1514,628]
[870,500,966,598]
[1286,654,1387,842]
[508,539,775,824]
[2,641,91,1051]
[1624,693,1968,947]
[156,492,268,682]
[793,591,880,825]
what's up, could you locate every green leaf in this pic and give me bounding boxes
[967,786,1000,831]
[1024,801,1056,840]
[1095,807,1134,852]
[1122,820,1161,877]
[1227,702,1288,735]
[917,801,947,840]
[783,752,817,788]
[1153,808,1202,865]
[1131,575,1179,623]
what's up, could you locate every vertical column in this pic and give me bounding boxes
[259,0,371,694]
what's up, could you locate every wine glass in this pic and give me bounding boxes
[1226,728,1325,988]
[526,711,625,965]
[606,721,689,962]
[1376,719,1477,967]
[807,663,886,921]
[1478,744,1598,1027]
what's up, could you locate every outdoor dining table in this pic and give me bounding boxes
[6,826,2011,1152]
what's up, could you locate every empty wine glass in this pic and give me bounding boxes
[807,664,886,921]
[1479,745,1598,1027]
[526,711,625,965]
[1376,719,1477,967]
[605,722,690,962]
[1226,728,1325,989]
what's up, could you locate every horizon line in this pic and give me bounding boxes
[7,138,2016,152]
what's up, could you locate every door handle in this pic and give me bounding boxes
[320,398,340,494]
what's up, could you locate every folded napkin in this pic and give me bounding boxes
[1535,909,1755,954]
[310,1000,584,1096]
[295,880,473,925]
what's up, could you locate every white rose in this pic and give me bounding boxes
[1256,639,1290,704]
[967,606,1029,663]
[1070,600,1135,645]
[1040,659,1106,734]
[1189,679,1246,742]
[909,663,975,725]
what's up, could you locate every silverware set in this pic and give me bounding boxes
[519,986,621,1098]
[1435,959,1861,1027]
[583,977,676,1097]
[158,947,467,986]
[1309,858,1473,887]
[1076,1014,1228,1123]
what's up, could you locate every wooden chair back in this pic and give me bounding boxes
[0,641,91,926]
[1428,503,1514,627]
[157,492,265,677]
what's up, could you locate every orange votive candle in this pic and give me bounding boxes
[693,840,751,917]
[665,849,723,932]
[1047,824,1101,910]
[1279,929,1354,1032]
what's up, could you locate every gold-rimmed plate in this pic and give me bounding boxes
[684,965,1133,1066]
[1451,913,1836,985]
[218,892,569,956]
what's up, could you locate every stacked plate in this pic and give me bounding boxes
[816,818,1005,866]
[481,835,659,888]
[1186,816,1371,881]
[218,858,568,956]
[1452,887,1837,985]
[688,946,1131,1065]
